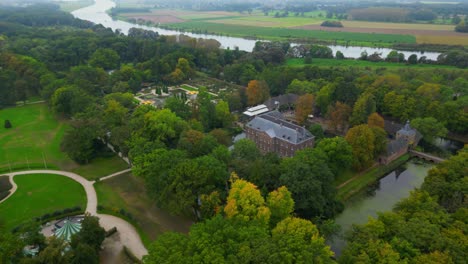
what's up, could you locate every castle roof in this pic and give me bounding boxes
[246,111,314,144]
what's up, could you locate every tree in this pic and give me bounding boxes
[350,93,376,126]
[224,176,271,226]
[345,124,376,170]
[336,50,345,59]
[165,96,191,120]
[246,80,270,106]
[4,120,11,128]
[232,139,261,161]
[0,231,24,263]
[271,217,335,263]
[295,94,314,125]
[215,100,233,128]
[422,147,467,212]
[89,48,120,70]
[61,120,99,164]
[71,215,105,252]
[178,130,218,158]
[316,137,353,174]
[327,102,351,134]
[36,237,72,263]
[308,124,325,141]
[71,243,99,264]
[143,108,189,145]
[197,87,217,131]
[279,148,339,219]
[410,117,448,143]
[367,112,385,129]
[267,186,294,227]
[408,54,418,64]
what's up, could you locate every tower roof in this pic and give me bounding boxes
[54,220,81,242]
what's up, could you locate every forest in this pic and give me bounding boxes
[0,4,467,263]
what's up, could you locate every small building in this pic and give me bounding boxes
[243,104,270,118]
[263,93,299,111]
[396,120,421,147]
[380,120,422,164]
[245,111,315,157]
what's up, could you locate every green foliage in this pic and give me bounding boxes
[89,48,120,70]
[316,137,353,174]
[71,215,106,253]
[4,119,11,129]
[345,124,376,171]
[411,117,448,143]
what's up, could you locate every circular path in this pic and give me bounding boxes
[0,169,147,259]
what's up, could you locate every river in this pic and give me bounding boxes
[71,0,441,60]
[329,161,433,257]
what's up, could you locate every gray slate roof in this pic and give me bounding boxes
[264,93,299,110]
[246,111,314,144]
[386,138,408,156]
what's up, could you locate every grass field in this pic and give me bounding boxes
[287,58,456,69]
[71,156,129,180]
[0,104,131,175]
[342,21,454,31]
[0,174,86,230]
[164,21,416,45]
[416,35,468,46]
[0,104,73,170]
[95,172,192,246]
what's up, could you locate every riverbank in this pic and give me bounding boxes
[337,154,410,202]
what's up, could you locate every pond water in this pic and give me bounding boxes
[72,0,441,59]
[329,161,433,257]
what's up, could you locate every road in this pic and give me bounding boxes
[0,169,148,259]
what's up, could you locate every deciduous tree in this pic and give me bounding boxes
[246,80,270,106]
[295,94,314,125]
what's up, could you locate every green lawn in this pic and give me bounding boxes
[0,174,87,230]
[163,21,416,46]
[180,84,198,91]
[95,172,192,246]
[0,104,130,176]
[287,58,456,69]
[72,156,129,181]
[0,104,74,171]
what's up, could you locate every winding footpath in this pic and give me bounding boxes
[0,169,147,259]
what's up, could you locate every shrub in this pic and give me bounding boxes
[321,20,343,27]
[4,120,12,129]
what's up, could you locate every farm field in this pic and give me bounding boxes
[119,7,466,46]
[95,172,192,246]
[0,104,130,174]
[0,174,86,230]
[162,21,416,45]
[286,58,456,69]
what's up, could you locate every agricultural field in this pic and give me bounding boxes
[286,58,456,69]
[0,174,86,230]
[162,21,416,45]
[0,104,129,174]
[118,7,467,46]
[95,172,192,246]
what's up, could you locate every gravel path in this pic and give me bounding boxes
[0,169,147,259]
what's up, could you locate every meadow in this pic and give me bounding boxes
[95,172,192,246]
[0,174,86,230]
[0,104,129,176]
[0,104,73,170]
[163,21,416,45]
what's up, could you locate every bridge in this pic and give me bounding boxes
[409,150,446,163]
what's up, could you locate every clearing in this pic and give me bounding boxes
[0,173,86,230]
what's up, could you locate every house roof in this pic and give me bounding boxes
[246,111,314,144]
[54,220,81,242]
[386,138,408,156]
